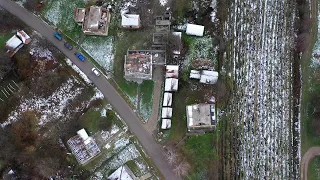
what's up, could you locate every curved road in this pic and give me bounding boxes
[0,1,179,179]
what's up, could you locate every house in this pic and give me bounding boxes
[186,24,204,37]
[67,129,101,165]
[164,78,178,91]
[74,6,111,36]
[5,30,31,57]
[186,103,216,132]
[124,50,153,82]
[162,107,172,119]
[165,65,179,78]
[107,165,136,180]
[161,119,171,129]
[121,14,141,29]
[163,92,172,107]
[190,70,218,84]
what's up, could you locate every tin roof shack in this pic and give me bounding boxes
[75,6,111,36]
[5,30,31,57]
[67,129,101,165]
[74,8,86,25]
[121,14,141,29]
[186,104,216,133]
[186,24,204,37]
[124,50,153,82]
[166,65,179,78]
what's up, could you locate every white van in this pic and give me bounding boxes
[92,68,101,76]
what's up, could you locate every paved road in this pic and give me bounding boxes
[0,1,179,179]
[301,147,320,180]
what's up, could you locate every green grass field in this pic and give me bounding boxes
[308,156,320,180]
[140,80,154,121]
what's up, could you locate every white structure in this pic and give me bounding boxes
[172,32,182,56]
[161,119,172,129]
[163,92,173,107]
[162,107,172,118]
[107,165,135,180]
[186,103,216,132]
[165,78,179,91]
[186,24,204,37]
[166,65,179,78]
[190,70,218,84]
[189,70,201,79]
[5,30,31,57]
[121,14,141,29]
[77,128,89,140]
[200,70,218,84]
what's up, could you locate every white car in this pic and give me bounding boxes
[92,68,101,76]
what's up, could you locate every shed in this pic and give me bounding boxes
[5,36,23,51]
[162,107,172,118]
[189,70,201,79]
[165,78,179,92]
[161,119,172,129]
[166,65,179,78]
[77,129,89,141]
[16,30,31,44]
[163,92,173,107]
[121,14,141,29]
[186,24,204,37]
[199,70,218,84]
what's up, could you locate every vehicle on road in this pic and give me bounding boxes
[53,31,62,40]
[74,52,86,61]
[64,41,73,50]
[92,68,101,76]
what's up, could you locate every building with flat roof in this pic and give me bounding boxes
[74,6,110,36]
[164,78,178,92]
[121,14,141,29]
[67,129,101,165]
[186,104,216,132]
[124,50,153,82]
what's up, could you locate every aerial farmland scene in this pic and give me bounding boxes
[0,0,319,179]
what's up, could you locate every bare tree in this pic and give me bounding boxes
[174,158,190,178]
[164,146,178,166]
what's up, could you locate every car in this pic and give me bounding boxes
[92,68,101,76]
[53,32,62,40]
[74,52,86,61]
[64,41,73,50]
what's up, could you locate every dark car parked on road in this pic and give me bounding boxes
[64,41,73,50]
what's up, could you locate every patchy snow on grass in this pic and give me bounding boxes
[2,78,83,127]
[210,0,217,22]
[29,35,54,60]
[15,0,26,7]
[43,1,62,26]
[159,0,168,6]
[81,36,114,72]
[114,137,130,150]
[100,108,106,117]
[91,87,104,101]
[65,58,92,84]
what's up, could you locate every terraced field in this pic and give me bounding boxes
[224,0,299,179]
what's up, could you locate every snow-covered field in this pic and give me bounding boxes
[225,0,299,178]
[1,78,83,127]
[81,36,114,72]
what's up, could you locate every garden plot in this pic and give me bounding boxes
[81,36,114,72]
[224,0,299,179]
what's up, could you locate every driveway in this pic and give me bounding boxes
[0,1,179,179]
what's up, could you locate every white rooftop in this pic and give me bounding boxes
[162,107,173,118]
[190,70,201,79]
[166,65,179,78]
[77,128,89,141]
[186,24,204,37]
[107,166,134,180]
[199,70,218,84]
[163,92,173,107]
[5,36,22,50]
[165,78,179,92]
[161,119,171,129]
[16,30,31,44]
[186,104,216,129]
[121,14,140,26]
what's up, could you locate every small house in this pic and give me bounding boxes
[121,14,141,29]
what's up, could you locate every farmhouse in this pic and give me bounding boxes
[186,103,216,133]
[186,24,204,37]
[67,129,101,165]
[5,30,31,57]
[121,14,141,29]
[74,6,111,36]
